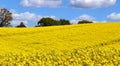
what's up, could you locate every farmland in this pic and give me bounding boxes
[0,22,120,66]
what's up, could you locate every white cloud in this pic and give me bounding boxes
[70,0,116,9]
[71,14,95,23]
[20,0,62,8]
[107,12,120,20]
[13,12,41,22]
[11,11,41,26]
[10,9,56,26]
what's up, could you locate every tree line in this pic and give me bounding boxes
[0,8,93,28]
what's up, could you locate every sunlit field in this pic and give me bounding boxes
[0,22,120,66]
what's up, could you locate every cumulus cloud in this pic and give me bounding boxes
[107,12,120,20]
[71,14,95,23]
[10,9,56,26]
[70,0,116,9]
[20,0,62,8]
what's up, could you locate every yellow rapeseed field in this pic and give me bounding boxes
[0,22,120,66]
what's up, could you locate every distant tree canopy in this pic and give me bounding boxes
[37,17,71,26]
[78,20,93,24]
[16,22,26,27]
[59,19,70,25]
[38,18,58,26]
[0,8,13,27]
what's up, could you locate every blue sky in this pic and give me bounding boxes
[0,0,120,26]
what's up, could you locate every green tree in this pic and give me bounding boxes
[37,17,59,26]
[59,19,70,25]
[78,20,93,24]
[0,8,13,27]
[16,22,26,27]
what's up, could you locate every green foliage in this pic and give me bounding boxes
[59,19,70,25]
[78,20,93,24]
[34,25,41,27]
[38,17,59,26]
[16,22,26,28]
[37,18,71,26]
